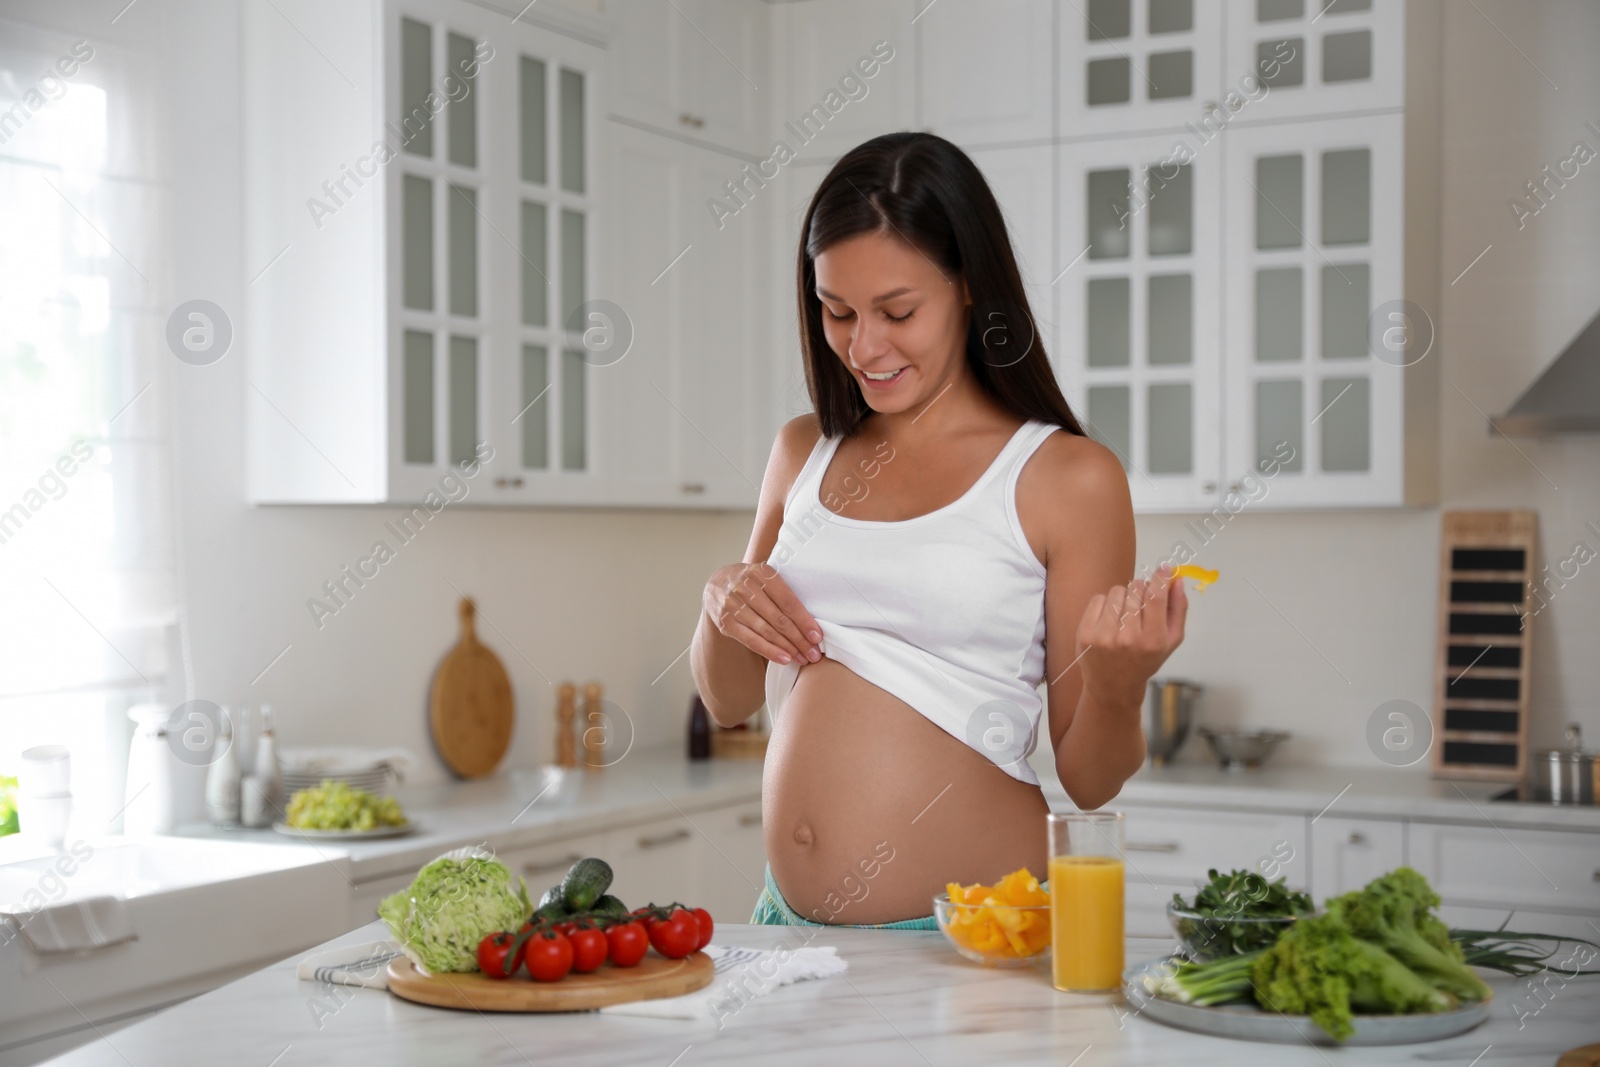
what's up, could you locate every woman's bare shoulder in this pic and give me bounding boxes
[1028,427,1128,498]
[764,413,825,494]
[1016,427,1134,557]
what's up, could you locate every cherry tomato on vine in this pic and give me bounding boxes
[569,927,608,973]
[690,907,714,950]
[554,920,579,938]
[524,930,574,982]
[606,921,649,968]
[647,908,701,959]
[476,931,523,979]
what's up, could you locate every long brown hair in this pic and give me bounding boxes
[796,132,1086,440]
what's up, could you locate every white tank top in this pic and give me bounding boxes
[763,419,1061,786]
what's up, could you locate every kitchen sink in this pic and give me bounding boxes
[0,835,323,906]
[0,835,352,1065]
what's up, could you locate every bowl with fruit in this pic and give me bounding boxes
[934,868,1052,967]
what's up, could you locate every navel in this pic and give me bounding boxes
[792,822,815,847]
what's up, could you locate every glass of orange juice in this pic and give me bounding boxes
[1047,811,1125,993]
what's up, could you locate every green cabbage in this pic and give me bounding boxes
[378,849,532,973]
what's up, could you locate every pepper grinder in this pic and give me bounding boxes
[204,709,241,827]
[581,682,605,770]
[555,682,577,768]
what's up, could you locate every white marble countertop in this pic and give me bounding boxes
[175,748,765,882]
[1071,762,1600,832]
[36,920,1600,1066]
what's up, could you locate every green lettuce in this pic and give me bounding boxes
[379,849,532,973]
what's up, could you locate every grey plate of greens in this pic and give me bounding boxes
[1123,956,1492,1047]
[272,820,417,840]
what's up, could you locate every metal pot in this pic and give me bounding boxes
[1145,679,1202,766]
[1529,724,1596,805]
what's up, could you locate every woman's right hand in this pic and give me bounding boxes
[703,562,823,666]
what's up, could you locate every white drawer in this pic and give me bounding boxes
[1410,822,1600,914]
[502,835,609,902]
[687,800,767,923]
[1439,904,1600,944]
[1309,816,1406,899]
[1112,804,1310,894]
[1126,878,1180,940]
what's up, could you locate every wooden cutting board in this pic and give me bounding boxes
[428,597,514,778]
[386,951,714,1011]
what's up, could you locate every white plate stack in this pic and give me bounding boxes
[279,747,413,797]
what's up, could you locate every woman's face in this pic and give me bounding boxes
[813,231,970,416]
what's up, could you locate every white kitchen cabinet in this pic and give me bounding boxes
[918,0,1054,146]
[1409,821,1600,918]
[1057,134,1222,510]
[1058,0,1225,138]
[1219,112,1408,506]
[1115,804,1308,936]
[245,0,613,506]
[604,0,768,155]
[688,799,768,922]
[1308,815,1405,898]
[768,0,914,164]
[602,814,701,912]
[601,121,774,508]
[968,144,1060,373]
[1221,0,1405,123]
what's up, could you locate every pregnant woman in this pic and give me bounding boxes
[690,132,1190,928]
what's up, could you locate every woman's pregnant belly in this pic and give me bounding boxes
[763,656,1051,924]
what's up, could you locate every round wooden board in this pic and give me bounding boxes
[429,598,514,779]
[386,951,715,1012]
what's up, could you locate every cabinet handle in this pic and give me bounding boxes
[1126,842,1180,853]
[523,852,584,876]
[737,812,762,828]
[1592,869,1599,883]
[1200,481,1217,494]
[495,476,525,489]
[681,482,706,495]
[1347,831,1368,846]
[637,828,691,849]
[1228,482,1243,493]
[678,113,705,129]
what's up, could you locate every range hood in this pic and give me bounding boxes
[1491,308,1600,435]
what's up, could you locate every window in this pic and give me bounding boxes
[0,22,177,837]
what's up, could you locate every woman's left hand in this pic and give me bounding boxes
[1074,563,1188,712]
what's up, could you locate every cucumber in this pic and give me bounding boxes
[535,885,568,921]
[592,894,628,918]
[560,858,614,911]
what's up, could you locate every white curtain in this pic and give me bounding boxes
[0,17,178,832]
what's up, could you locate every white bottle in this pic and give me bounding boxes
[124,704,177,834]
[204,710,241,827]
[253,705,284,817]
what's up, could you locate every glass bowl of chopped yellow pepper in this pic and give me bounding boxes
[934,868,1052,967]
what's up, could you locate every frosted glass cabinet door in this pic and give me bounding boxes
[1221,0,1404,121]
[1057,134,1221,511]
[1059,0,1223,138]
[387,0,607,505]
[1219,113,1403,507]
[920,0,1054,146]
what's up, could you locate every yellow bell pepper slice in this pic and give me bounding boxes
[1173,563,1219,591]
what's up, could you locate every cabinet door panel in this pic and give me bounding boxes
[1057,135,1222,511]
[919,0,1053,146]
[771,0,913,163]
[969,145,1058,373]
[1308,815,1404,898]
[1059,0,1224,138]
[691,800,768,922]
[679,0,768,153]
[1221,0,1404,123]
[1219,113,1403,507]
